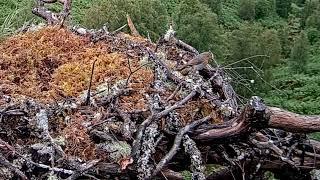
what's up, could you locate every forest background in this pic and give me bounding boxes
[1,0,320,136]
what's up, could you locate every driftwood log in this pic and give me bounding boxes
[0,1,319,180]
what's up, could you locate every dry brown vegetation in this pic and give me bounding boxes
[0,27,154,106]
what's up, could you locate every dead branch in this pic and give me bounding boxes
[163,26,199,54]
[0,153,27,180]
[268,107,320,133]
[32,0,72,26]
[132,90,198,158]
[32,6,60,25]
[152,116,210,178]
[66,159,100,180]
[86,59,97,105]
[196,96,268,141]
[127,14,140,37]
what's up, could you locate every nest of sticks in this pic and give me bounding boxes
[0,1,320,179]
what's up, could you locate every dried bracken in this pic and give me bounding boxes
[63,113,96,161]
[0,27,154,112]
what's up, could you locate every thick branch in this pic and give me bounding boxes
[32,0,72,25]
[32,6,59,25]
[268,107,320,133]
[196,96,268,141]
[196,98,320,142]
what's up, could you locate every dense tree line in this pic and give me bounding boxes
[1,0,319,115]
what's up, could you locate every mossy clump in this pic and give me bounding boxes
[0,27,154,111]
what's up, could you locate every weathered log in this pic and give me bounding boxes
[196,96,268,141]
[268,107,320,133]
[196,99,320,142]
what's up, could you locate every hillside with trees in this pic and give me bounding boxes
[0,0,320,179]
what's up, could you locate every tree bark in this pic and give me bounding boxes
[268,107,320,133]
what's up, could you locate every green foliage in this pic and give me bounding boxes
[181,170,192,180]
[173,0,223,56]
[70,0,96,24]
[306,27,320,44]
[302,0,320,27]
[306,4,320,30]
[289,31,309,73]
[163,0,181,16]
[259,29,282,66]
[0,10,18,40]
[275,0,292,18]
[218,1,243,29]
[0,0,36,31]
[255,0,277,19]
[287,14,302,41]
[238,0,256,20]
[82,0,169,40]
[311,133,320,140]
[290,2,303,18]
[264,66,320,115]
[225,23,281,96]
[200,0,223,16]
[277,23,292,57]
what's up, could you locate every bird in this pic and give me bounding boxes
[176,52,212,75]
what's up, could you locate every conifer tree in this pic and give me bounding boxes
[255,0,276,19]
[290,31,309,73]
[239,0,256,20]
[276,0,292,18]
[306,3,320,30]
[82,0,168,40]
[173,0,222,57]
[200,0,223,17]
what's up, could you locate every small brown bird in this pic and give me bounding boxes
[176,52,211,75]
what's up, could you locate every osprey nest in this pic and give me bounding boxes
[0,1,320,180]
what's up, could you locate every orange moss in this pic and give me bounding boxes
[177,99,222,125]
[0,27,154,109]
[63,113,96,160]
[0,26,220,125]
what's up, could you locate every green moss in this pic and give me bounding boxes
[181,170,192,180]
[205,164,224,176]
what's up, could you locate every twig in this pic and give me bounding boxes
[59,0,72,28]
[147,31,152,43]
[116,109,133,140]
[99,88,132,105]
[86,59,98,105]
[127,14,140,37]
[222,55,270,68]
[132,90,197,158]
[66,159,101,180]
[112,24,127,34]
[15,152,73,174]
[83,173,101,180]
[41,0,64,3]
[0,153,28,180]
[125,62,152,86]
[166,83,182,102]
